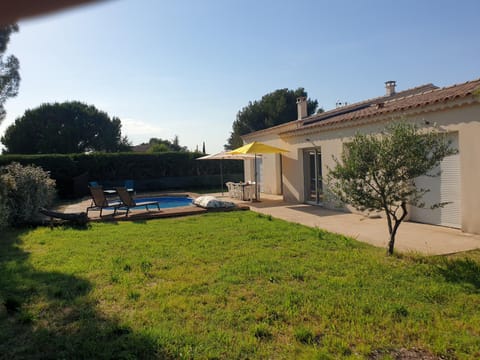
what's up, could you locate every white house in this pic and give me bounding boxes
[242,79,480,234]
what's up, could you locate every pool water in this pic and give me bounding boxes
[132,196,193,209]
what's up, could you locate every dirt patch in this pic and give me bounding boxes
[370,348,446,360]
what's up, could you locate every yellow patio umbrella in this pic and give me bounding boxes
[227,141,289,200]
[228,141,289,155]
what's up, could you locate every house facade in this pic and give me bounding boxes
[242,79,480,235]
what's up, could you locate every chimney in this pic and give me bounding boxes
[385,81,396,96]
[296,96,307,120]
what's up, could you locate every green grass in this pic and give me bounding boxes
[1,212,479,359]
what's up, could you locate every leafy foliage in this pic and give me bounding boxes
[0,162,55,227]
[226,88,319,149]
[1,101,131,154]
[145,135,188,152]
[148,143,170,153]
[0,176,7,229]
[0,24,20,124]
[327,122,456,254]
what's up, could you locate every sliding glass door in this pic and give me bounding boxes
[304,149,323,204]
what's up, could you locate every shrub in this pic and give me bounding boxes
[0,179,8,229]
[0,162,56,227]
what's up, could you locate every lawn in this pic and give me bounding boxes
[1,212,479,359]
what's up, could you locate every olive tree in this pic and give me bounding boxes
[327,122,456,255]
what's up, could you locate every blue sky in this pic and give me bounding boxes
[1,0,479,153]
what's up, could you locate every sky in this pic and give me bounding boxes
[1,0,479,153]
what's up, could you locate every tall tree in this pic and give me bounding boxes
[1,101,131,154]
[146,136,188,153]
[327,122,456,255]
[0,24,20,124]
[225,88,318,149]
[170,135,187,152]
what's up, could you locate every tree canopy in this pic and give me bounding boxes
[225,88,319,149]
[1,101,131,154]
[146,135,188,153]
[0,24,20,124]
[327,122,456,255]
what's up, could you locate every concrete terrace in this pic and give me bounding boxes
[60,192,480,256]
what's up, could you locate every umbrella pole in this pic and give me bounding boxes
[254,154,258,201]
[220,161,224,197]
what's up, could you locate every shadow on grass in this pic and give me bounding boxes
[0,229,174,359]
[58,222,92,230]
[131,219,148,225]
[437,257,480,291]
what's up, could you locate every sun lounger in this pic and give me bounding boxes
[40,207,88,226]
[89,181,116,195]
[86,186,122,217]
[115,187,160,217]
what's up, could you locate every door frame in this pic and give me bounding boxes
[303,147,323,205]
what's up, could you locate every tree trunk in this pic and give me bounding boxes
[386,202,408,255]
[384,210,394,255]
[387,231,396,255]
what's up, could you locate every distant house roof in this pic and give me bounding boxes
[243,79,480,140]
[132,143,150,152]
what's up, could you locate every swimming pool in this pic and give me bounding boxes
[131,196,193,209]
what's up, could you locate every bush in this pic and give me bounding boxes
[0,179,8,229]
[0,162,56,227]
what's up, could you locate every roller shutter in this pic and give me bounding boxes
[410,132,461,228]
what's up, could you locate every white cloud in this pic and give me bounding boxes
[120,118,166,145]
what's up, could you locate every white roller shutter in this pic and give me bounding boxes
[410,132,461,228]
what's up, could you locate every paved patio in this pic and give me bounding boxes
[60,191,480,255]
[218,193,480,255]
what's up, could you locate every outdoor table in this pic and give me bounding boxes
[235,183,256,201]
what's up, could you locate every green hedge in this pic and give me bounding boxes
[0,153,244,198]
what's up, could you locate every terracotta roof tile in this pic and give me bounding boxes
[279,78,480,136]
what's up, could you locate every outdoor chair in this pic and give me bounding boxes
[86,186,122,217]
[235,183,246,200]
[243,182,256,201]
[124,179,135,194]
[226,182,240,199]
[226,182,233,197]
[115,187,160,217]
[89,181,116,195]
